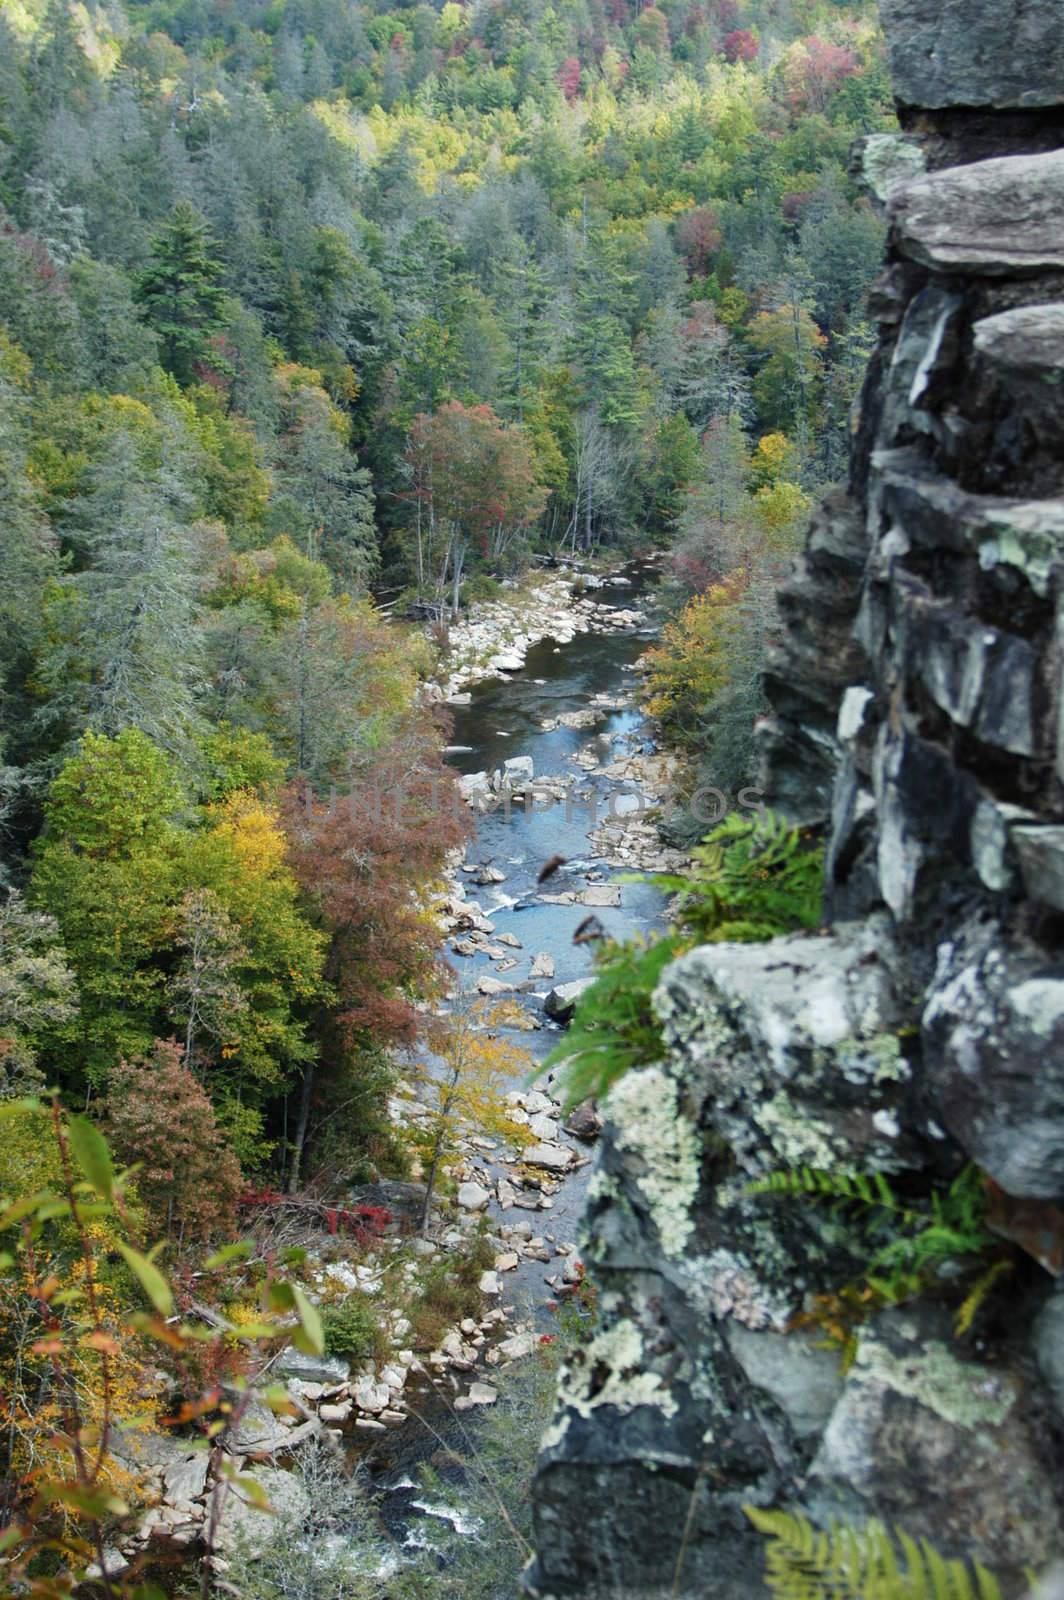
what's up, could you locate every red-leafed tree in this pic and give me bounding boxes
[557,56,582,100]
[404,400,546,616]
[280,718,470,1187]
[105,1039,243,1243]
[783,35,860,112]
[722,27,758,61]
[676,207,723,277]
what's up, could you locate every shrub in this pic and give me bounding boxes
[461,573,503,605]
[406,1229,494,1351]
[322,1295,383,1364]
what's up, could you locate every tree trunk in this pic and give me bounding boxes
[288,1059,315,1194]
[419,1126,445,1231]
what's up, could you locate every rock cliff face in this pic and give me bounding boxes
[528,5,1064,1595]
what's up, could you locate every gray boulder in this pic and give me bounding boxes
[923,922,1064,1197]
[808,1310,1057,1574]
[891,150,1064,277]
[273,1349,350,1386]
[214,1465,311,1556]
[543,978,594,1021]
[878,0,1064,109]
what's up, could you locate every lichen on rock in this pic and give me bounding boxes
[530,2,1064,1588]
[605,1064,701,1258]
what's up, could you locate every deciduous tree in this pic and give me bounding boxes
[105,1039,243,1241]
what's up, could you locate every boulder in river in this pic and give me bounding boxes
[579,883,621,907]
[477,974,513,996]
[529,952,556,979]
[457,1180,491,1211]
[524,1142,575,1172]
[502,754,534,784]
[543,978,594,1021]
[459,771,492,801]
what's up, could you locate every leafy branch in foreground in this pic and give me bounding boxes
[544,934,683,1110]
[746,1506,1022,1600]
[547,812,824,1111]
[0,1096,323,1600]
[648,809,824,944]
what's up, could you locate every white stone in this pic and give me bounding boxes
[497,1331,539,1362]
[523,1142,575,1172]
[457,1181,491,1211]
[477,974,513,996]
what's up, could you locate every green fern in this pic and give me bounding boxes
[544,933,684,1110]
[649,810,824,945]
[749,1166,921,1226]
[547,813,822,1109]
[749,1164,999,1331]
[746,1507,1009,1600]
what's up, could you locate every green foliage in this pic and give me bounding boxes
[746,1506,1012,1600]
[651,810,825,944]
[749,1165,1000,1332]
[546,934,683,1110]
[0,1098,322,1596]
[548,814,822,1110]
[134,200,228,387]
[0,892,79,1096]
[405,1227,495,1351]
[322,1294,381,1364]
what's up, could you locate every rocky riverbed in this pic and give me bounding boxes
[425,566,648,703]
[102,560,677,1577]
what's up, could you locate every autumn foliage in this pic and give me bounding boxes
[105,1039,243,1242]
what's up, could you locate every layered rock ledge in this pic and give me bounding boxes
[529,2,1064,1594]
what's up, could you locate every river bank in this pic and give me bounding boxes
[108,562,678,1578]
[424,563,650,703]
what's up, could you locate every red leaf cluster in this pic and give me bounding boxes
[722,28,758,61]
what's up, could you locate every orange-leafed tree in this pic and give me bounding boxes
[404,400,546,615]
[281,718,470,1188]
[105,1039,243,1243]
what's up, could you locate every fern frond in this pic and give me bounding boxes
[745,1507,1009,1600]
[543,933,684,1109]
[645,809,824,946]
[748,1166,919,1227]
[953,1260,1013,1338]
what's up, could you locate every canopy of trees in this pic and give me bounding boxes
[0,0,890,1195]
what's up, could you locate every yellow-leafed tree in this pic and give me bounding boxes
[415,999,532,1229]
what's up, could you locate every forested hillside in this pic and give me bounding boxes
[0,0,892,1175]
[0,2,895,1583]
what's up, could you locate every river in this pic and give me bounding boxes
[358,564,670,1543]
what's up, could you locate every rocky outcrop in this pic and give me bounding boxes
[529,3,1064,1595]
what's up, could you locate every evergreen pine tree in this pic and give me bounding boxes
[135,200,228,386]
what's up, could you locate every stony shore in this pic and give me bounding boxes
[424,567,646,703]
[102,570,671,1574]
